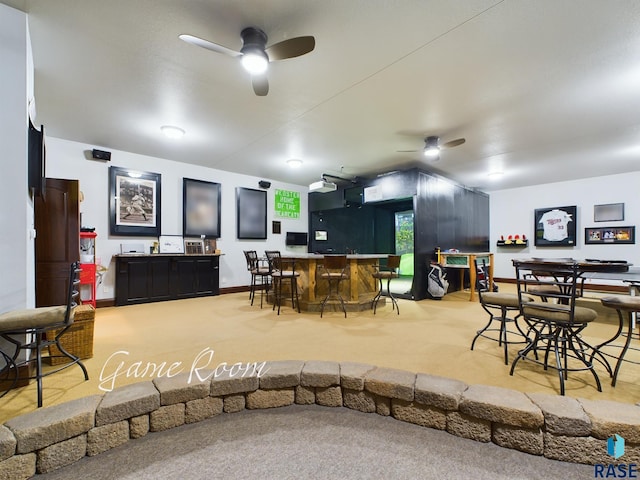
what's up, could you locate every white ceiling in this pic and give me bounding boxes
[5,0,640,191]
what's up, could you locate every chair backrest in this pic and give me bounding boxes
[473,259,490,294]
[265,250,282,272]
[323,255,347,270]
[513,259,582,322]
[386,255,401,271]
[243,250,259,271]
[65,261,81,325]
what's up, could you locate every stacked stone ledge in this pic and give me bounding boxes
[1,361,640,479]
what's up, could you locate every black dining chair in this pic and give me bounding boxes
[319,255,349,318]
[510,259,601,395]
[0,262,89,407]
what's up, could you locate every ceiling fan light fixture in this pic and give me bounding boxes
[241,50,268,75]
[423,146,440,157]
[160,125,185,139]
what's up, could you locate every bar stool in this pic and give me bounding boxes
[372,255,401,314]
[243,250,270,307]
[319,255,348,318]
[0,262,89,407]
[597,296,640,386]
[471,261,533,364]
[265,251,300,315]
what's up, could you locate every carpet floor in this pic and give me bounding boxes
[1,286,638,422]
[36,405,594,480]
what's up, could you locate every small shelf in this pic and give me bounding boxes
[496,240,528,248]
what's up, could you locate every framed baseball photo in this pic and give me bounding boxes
[183,178,221,238]
[109,166,161,236]
[534,205,577,247]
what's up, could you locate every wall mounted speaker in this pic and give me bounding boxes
[92,149,111,161]
[258,180,271,189]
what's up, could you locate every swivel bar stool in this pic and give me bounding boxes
[597,296,640,386]
[319,255,349,318]
[243,250,271,307]
[470,260,532,365]
[372,255,401,314]
[265,251,300,315]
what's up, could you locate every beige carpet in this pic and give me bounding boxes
[1,286,638,422]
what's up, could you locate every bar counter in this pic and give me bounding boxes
[277,254,388,312]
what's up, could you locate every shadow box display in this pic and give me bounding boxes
[109,166,161,236]
[585,226,635,245]
[534,205,577,247]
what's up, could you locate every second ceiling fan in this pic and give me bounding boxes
[179,27,315,96]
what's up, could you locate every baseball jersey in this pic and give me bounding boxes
[539,209,573,242]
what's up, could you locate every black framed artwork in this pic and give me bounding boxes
[534,205,577,247]
[594,203,624,222]
[585,226,635,245]
[109,166,161,236]
[236,187,267,239]
[183,178,221,238]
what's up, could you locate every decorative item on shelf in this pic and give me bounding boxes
[496,234,528,247]
[184,239,204,255]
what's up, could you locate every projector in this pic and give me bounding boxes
[309,180,337,193]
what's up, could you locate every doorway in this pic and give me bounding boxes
[391,210,414,298]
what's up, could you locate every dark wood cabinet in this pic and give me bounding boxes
[115,254,220,306]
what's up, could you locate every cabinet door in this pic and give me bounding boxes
[116,257,150,305]
[174,258,197,298]
[194,258,218,295]
[148,258,172,301]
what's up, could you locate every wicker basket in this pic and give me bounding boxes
[47,304,95,365]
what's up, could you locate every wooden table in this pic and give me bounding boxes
[277,254,388,312]
[437,252,493,301]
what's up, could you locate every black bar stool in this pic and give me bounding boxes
[265,251,300,315]
[243,250,270,307]
[470,259,532,364]
[597,296,640,386]
[372,255,401,314]
[319,255,348,318]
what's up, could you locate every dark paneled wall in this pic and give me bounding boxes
[308,169,489,300]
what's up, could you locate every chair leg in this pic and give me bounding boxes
[372,279,383,314]
[386,278,399,314]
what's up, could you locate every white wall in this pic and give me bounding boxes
[45,137,309,299]
[490,172,640,279]
[0,4,31,312]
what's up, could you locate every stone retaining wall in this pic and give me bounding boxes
[1,360,639,479]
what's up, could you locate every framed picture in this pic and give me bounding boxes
[585,226,635,245]
[534,205,577,247]
[272,220,281,234]
[594,203,624,222]
[158,235,184,253]
[109,166,161,236]
[236,187,267,240]
[183,178,221,238]
[315,230,328,241]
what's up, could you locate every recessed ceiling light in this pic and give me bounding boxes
[287,158,303,168]
[488,171,504,179]
[161,125,185,139]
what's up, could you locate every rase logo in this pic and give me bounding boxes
[609,435,625,460]
[594,434,638,479]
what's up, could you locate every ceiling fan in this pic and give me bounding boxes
[179,27,315,96]
[398,135,466,160]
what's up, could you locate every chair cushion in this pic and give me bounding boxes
[522,302,597,324]
[320,272,346,279]
[271,271,300,278]
[0,306,69,332]
[601,296,640,312]
[481,292,532,309]
[526,285,562,296]
[372,272,399,279]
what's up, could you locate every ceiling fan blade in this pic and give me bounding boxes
[442,138,466,149]
[179,34,240,57]
[266,36,315,61]
[252,75,269,96]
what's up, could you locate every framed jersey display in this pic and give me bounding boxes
[534,205,577,247]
